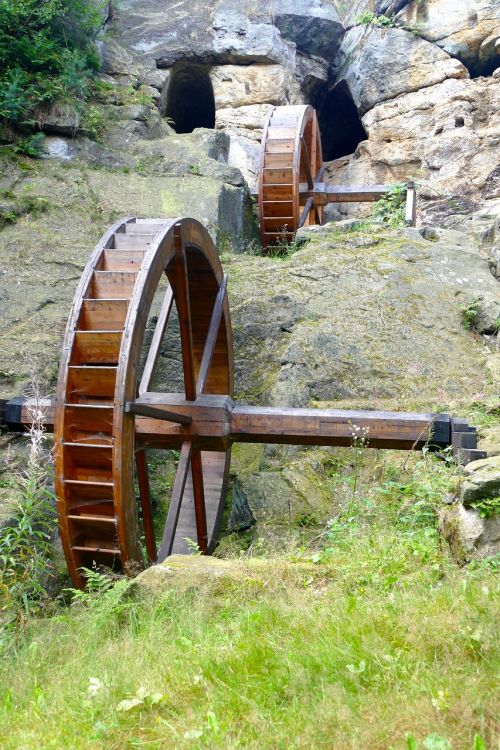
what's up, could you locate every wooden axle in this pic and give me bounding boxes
[0,394,483,460]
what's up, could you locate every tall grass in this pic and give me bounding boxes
[0,529,497,749]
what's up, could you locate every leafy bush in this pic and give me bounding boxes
[357,11,396,27]
[372,182,407,227]
[460,296,483,330]
[0,0,104,127]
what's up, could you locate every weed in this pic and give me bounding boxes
[0,1,104,128]
[81,104,105,141]
[372,183,407,227]
[188,163,203,176]
[13,133,45,158]
[266,227,301,258]
[460,296,483,330]
[357,11,396,27]
[469,496,500,519]
[0,376,56,635]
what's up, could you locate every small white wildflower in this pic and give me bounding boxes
[87,677,103,700]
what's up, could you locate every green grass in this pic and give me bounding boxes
[0,528,497,749]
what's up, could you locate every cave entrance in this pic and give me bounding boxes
[314,81,367,161]
[165,65,216,134]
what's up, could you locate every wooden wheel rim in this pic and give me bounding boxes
[258,104,323,249]
[54,218,233,587]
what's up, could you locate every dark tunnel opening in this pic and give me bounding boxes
[313,81,368,161]
[165,65,216,134]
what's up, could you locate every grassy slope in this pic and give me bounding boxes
[0,454,498,750]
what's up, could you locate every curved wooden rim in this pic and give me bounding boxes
[54,218,233,587]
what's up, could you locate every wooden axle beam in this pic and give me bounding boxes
[1,394,485,462]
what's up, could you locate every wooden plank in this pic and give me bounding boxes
[73,331,122,365]
[298,197,314,229]
[67,366,117,402]
[196,275,228,395]
[158,441,192,561]
[125,401,192,425]
[300,137,314,190]
[80,299,129,331]
[171,451,230,555]
[308,184,390,203]
[261,201,294,217]
[262,168,294,185]
[262,185,294,201]
[264,153,294,169]
[113,233,152,250]
[266,127,297,139]
[139,286,174,394]
[92,271,137,299]
[230,406,451,450]
[265,140,295,153]
[102,250,145,272]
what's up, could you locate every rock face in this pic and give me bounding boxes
[89,0,500,212]
[334,26,468,116]
[399,0,500,75]
[325,75,499,226]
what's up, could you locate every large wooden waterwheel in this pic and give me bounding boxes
[33,217,478,588]
[54,218,233,587]
[258,104,324,248]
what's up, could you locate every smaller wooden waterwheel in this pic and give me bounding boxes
[258,104,324,249]
[54,218,233,587]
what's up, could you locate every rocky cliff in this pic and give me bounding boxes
[0,0,499,558]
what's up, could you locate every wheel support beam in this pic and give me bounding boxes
[1,395,485,463]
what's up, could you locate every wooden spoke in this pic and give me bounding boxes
[139,286,174,395]
[300,137,314,190]
[158,441,192,562]
[125,401,192,425]
[191,449,208,552]
[136,450,156,563]
[173,223,196,401]
[196,274,228,395]
[298,197,314,230]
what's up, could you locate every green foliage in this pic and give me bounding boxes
[470,496,500,519]
[188,162,203,176]
[81,104,105,140]
[460,296,483,330]
[357,11,396,27]
[372,182,407,228]
[13,133,45,158]
[0,465,55,632]
[0,0,104,127]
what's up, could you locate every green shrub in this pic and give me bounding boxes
[460,296,483,330]
[372,182,407,227]
[357,11,396,27]
[0,0,104,128]
[13,133,45,158]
